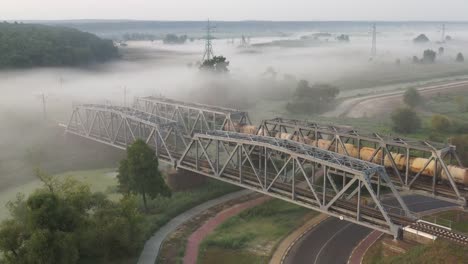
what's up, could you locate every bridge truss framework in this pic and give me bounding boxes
[177,131,412,238]
[65,104,187,164]
[258,118,466,206]
[134,96,251,136]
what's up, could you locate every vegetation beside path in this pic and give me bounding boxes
[198,199,317,264]
[0,166,238,264]
[363,237,468,264]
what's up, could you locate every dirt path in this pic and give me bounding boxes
[324,80,468,118]
[183,196,271,264]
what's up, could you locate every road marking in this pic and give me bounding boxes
[314,222,353,264]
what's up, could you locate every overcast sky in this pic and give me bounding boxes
[2,0,468,21]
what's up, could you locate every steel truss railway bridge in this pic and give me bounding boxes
[63,97,468,241]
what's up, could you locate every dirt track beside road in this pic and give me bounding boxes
[324,80,468,118]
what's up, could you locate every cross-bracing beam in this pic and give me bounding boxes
[134,96,251,135]
[177,130,413,238]
[65,104,187,164]
[258,118,467,206]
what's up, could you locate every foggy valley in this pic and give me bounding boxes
[1,8,468,264]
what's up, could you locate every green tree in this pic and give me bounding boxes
[451,135,468,165]
[0,22,118,69]
[0,220,25,262]
[163,34,188,44]
[422,49,437,63]
[0,172,144,263]
[403,87,423,107]
[431,114,451,132]
[199,56,230,73]
[117,139,171,211]
[391,108,422,133]
[456,52,465,63]
[287,80,340,114]
[413,34,430,43]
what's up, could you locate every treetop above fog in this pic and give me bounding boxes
[413,34,430,43]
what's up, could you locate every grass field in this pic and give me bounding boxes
[198,199,317,264]
[363,238,468,264]
[423,210,468,234]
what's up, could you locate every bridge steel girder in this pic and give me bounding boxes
[177,131,412,238]
[65,104,187,165]
[134,96,251,136]
[258,118,466,206]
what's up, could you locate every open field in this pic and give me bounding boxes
[363,237,468,264]
[423,210,468,234]
[198,199,317,264]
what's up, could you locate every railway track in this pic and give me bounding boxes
[410,221,468,246]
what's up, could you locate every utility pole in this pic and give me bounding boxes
[37,93,47,121]
[371,23,377,59]
[123,86,127,107]
[202,19,215,61]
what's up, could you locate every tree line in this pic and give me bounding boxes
[0,22,119,68]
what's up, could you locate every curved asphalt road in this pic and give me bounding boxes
[284,195,456,264]
[137,189,251,264]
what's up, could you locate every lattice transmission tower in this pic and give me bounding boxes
[371,23,377,58]
[202,19,215,61]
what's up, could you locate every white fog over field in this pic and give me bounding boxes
[1,22,468,190]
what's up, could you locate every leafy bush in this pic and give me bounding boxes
[286,80,340,114]
[431,114,451,132]
[451,135,468,164]
[391,108,421,133]
[403,87,423,107]
[0,176,144,264]
[199,56,230,73]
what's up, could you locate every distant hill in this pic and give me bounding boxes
[0,22,119,68]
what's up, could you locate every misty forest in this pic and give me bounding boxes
[0,18,468,264]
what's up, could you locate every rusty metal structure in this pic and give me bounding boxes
[134,96,252,136]
[255,117,467,206]
[65,104,187,164]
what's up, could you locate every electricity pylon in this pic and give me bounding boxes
[202,19,215,61]
[371,23,377,58]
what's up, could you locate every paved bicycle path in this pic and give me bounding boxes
[137,190,251,264]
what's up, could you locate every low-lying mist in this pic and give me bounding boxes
[2,23,468,189]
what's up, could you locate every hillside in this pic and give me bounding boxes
[0,22,118,68]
